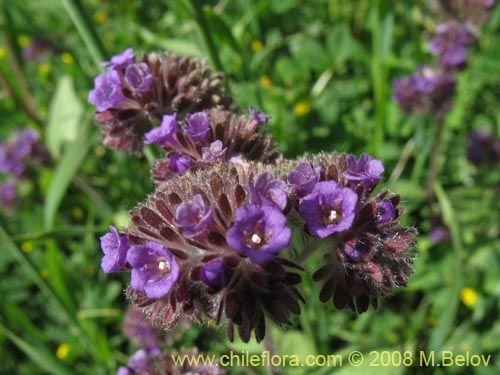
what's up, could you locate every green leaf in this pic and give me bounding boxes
[47,75,83,157]
[0,324,72,375]
[279,330,317,375]
[44,113,92,230]
[202,6,241,54]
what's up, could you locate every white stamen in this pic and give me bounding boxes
[251,233,262,244]
[329,210,337,221]
[158,260,169,271]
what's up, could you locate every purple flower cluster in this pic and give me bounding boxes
[95,49,416,346]
[88,48,232,153]
[467,128,500,166]
[0,128,51,212]
[393,66,456,115]
[101,150,416,342]
[393,1,496,116]
[147,107,280,180]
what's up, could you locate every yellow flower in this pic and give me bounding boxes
[71,207,84,219]
[0,47,6,59]
[40,269,50,279]
[38,63,51,75]
[460,287,478,307]
[18,35,30,48]
[260,75,272,89]
[251,39,263,52]
[61,53,74,65]
[93,10,108,24]
[294,100,311,117]
[56,343,71,359]
[21,242,33,253]
[426,316,438,326]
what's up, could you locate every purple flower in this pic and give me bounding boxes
[288,162,321,197]
[200,259,230,290]
[344,238,369,261]
[249,106,272,126]
[376,200,395,223]
[102,48,135,69]
[116,367,132,375]
[201,140,226,163]
[0,128,40,176]
[128,349,150,372]
[173,194,212,238]
[0,180,16,209]
[100,226,130,273]
[127,242,180,299]
[299,181,358,238]
[227,204,291,263]
[249,172,288,210]
[344,153,384,190]
[144,114,178,146]
[184,112,211,143]
[169,153,191,174]
[15,128,39,158]
[429,224,450,244]
[124,63,152,93]
[88,70,130,112]
[123,307,161,356]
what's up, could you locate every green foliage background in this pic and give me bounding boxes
[1,0,500,374]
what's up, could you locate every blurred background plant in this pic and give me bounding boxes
[1,0,500,374]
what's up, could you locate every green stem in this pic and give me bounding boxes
[61,0,107,70]
[189,0,224,73]
[428,183,464,351]
[426,116,445,199]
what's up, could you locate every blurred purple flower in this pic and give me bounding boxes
[102,48,136,69]
[227,204,291,263]
[128,349,150,372]
[201,140,226,163]
[0,180,16,210]
[299,181,358,238]
[249,106,272,126]
[127,242,179,299]
[116,367,132,375]
[288,162,321,197]
[144,114,178,146]
[249,172,288,210]
[184,112,210,143]
[123,307,161,356]
[124,63,152,93]
[100,225,130,273]
[173,194,212,238]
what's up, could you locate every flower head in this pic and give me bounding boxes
[249,172,288,210]
[376,200,395,223]
[144,114,178,146]
[184,112,210,143]
[173,194,212,238]
[299,181,358,238]
[287,162,321,197]
[227,204,291,263]
[100,225,130,273]
[127,242,179,299]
